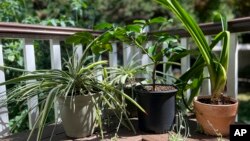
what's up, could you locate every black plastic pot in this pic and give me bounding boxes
[135,84,177,133]
[124,87,138,117]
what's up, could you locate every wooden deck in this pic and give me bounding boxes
[2,118,230,141]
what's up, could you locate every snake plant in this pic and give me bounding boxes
[155,0,230,104]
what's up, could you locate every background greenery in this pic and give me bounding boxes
[1,0,247,27]
[0,0,250,133]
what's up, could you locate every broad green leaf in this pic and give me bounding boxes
[149,17,167,24]
[133,19,146,25]
[66,32,94,45]
[153,51,164,62]
[82,2,88,9]
[148,45,157,57]
[94,23,113,30]
[7,55,15,61]
[126,24,141,33]
[135,34,147,45]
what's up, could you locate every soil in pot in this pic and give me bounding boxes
[135,84,177,134]
[194,95,238,136]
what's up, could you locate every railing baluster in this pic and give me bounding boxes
[123,43,133,66]
[50,39,62,70]
[23,38,39,129]
[200,36,211,95]
[227,33,238,98]
[109,43,118,67]
[0,39,9,137]
[74,44,83,62]
[50,39,62,122]
[180,38,191,98]
[163,42,173,83]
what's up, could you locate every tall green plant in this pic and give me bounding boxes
[101,17,188,91]
[155,0,230,104]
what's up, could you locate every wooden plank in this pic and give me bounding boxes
[1,118,230,141]
[0,39,9,137]
[23,38,39,129]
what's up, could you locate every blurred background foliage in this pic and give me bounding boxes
[1,0,248,28]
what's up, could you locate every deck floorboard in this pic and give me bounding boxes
[2,117,230,141]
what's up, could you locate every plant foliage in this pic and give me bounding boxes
[0,31,145,140]
[155,0,230,104]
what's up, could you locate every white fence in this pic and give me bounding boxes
[0,17,249,136]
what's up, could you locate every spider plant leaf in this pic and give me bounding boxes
[37,87,59,141]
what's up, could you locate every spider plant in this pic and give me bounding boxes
[0,31,145,140]
[155,0,230,104]
[106,53,147,117]
[107,53,145,87]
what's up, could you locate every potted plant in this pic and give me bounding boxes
[0,31,144,140]
[107,53,146,117]
[107,17,189,133]
[155,0,238,136]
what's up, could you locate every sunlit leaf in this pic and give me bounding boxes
[149,17,167,24]
[94,23,113,30]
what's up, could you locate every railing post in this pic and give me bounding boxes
[123,43,133,66]
[180,38,190,75]
[163,42,173,83]
[50,39,62,70]
[74,44,83,62]
[23,38,39,129]
[109,43,118,67]
[200,36,211,95]
[180,38,191,98]
[227,33,238,98]
[0,39,9,137]
[50,39,62,122]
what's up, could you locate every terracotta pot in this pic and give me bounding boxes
[57,95,96,138]
[193,95,238,136]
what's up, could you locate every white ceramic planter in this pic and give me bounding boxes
[57,95,96,138]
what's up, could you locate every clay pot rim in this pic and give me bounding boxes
[194,95,238,107]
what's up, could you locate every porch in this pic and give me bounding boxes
[0,17,250,140]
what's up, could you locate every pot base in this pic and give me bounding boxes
[57,95,96,138]
[193,96,238,136]
[136,84,177,133]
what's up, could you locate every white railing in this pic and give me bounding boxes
[0,17,250,137]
